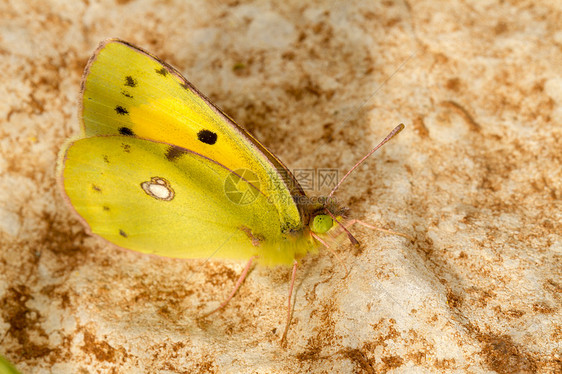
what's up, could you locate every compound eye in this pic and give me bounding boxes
[310,214,333,234]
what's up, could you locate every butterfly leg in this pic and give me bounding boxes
[311,231,349,277]
[201,256,256,318]
[280,260,298,345]
[345,219,414,241]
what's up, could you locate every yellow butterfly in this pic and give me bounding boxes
[58,39,405,341]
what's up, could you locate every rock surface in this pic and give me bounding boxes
[0,1,560,373]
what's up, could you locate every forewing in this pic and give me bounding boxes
[80,39,305,232]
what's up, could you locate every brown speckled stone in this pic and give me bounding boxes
[0,1,560,373]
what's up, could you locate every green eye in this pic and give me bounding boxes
[310,214,333,234]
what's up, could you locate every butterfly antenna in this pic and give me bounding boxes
[327,124,405,200]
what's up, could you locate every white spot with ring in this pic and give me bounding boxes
[141,177,175,201]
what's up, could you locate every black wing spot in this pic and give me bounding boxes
[115,106,129,115]
[180,81,189,90]
[197,129,218,145]
[103,206,110,211]
[121,90,133,98]
[103,155,110,163]
[121,143,131,153]
[119,127,134,136]
[165,146,188,161]
[124,76,137,87]
[92,184,102,192]
[119,229,128,238]
[155,67,168,76]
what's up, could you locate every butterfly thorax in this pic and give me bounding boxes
[297,195,349,234]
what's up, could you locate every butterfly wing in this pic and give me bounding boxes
[80,39,306,233]
[59,136,311,265]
